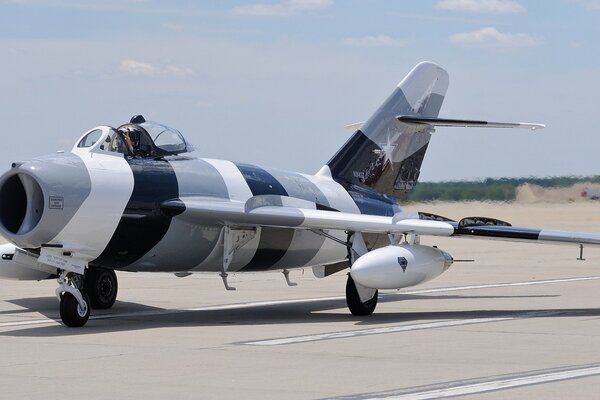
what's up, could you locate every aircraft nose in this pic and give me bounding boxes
[0,170,44,236]
[0,155,91,248]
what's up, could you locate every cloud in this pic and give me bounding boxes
[436,0,524,13]
[572,0,600,10]
[232,0,333,17]
[449,27,542,48]
[119,59,192,76]
[342,35,405,48]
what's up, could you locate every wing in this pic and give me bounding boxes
[452,221,600,245]
[162,195,454,237]
[162,195,600,246]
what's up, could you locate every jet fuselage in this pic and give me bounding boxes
[0,137,400,274]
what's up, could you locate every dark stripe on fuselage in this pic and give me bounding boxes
[265,168,331,207]
[91,157,180,269]
[234,162,294,271]
[346,184,400,217]
[235,163,288,196]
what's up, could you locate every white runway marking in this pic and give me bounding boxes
[242,310,564,346]
[0,275,598,330]
[338,364,600,399]
[400,275,600,295]
[0,319,61,328]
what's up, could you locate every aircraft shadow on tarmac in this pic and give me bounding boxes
[1,291,586,338]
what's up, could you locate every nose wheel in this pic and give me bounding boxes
[56,271,91,327]
[60,291,91,327]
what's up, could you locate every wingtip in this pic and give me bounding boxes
[530,123,546,131]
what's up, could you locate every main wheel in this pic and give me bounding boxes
[60,291,91,327]
[84,268,118,309]
[346,275,378,316]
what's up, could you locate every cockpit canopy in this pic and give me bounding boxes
[137,121,189,154]
[74,115,192,158]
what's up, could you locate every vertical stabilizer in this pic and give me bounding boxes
[326,62,449,198]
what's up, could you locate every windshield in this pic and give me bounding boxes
[77,129,103,148]
[138,121,189,154]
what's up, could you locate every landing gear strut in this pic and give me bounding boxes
[84,268,118,309]
[345,274,378,316]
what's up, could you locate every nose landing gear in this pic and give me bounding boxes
[56,271,91,327]
[60,291,91,327]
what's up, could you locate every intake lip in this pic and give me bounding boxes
[0,171,44,236]
[0,153,93,250]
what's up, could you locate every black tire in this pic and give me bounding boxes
[60,291,91,327]
[84,268,118,309]
[346,274,378,316]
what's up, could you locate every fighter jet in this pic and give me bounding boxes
[0,62,597,327]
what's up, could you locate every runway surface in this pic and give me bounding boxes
[1,202,600,399]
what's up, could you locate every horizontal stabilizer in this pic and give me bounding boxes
[397,116,545,130]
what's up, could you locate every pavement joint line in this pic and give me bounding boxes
[326,363,600,399]
[240,310,565,346]
[0,275,598,329]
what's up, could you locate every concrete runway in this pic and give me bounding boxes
[1,202,600,399]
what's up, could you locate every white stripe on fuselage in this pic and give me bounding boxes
[203,159,253,202]
[51,152,134,260]
[199,159,258,271]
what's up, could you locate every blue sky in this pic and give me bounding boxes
[1,0,599,181]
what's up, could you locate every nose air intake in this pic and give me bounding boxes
[0,173,44,235]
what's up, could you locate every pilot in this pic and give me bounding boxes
[122,130,141,155]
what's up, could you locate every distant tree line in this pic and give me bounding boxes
[407,176,600,202]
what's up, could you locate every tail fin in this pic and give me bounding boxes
[325,62,449,198]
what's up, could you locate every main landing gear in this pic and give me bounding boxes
[56,268,119,327]
[84,268,118,309]
[345,274,378,316]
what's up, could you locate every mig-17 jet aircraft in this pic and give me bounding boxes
[1,62,598,327]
